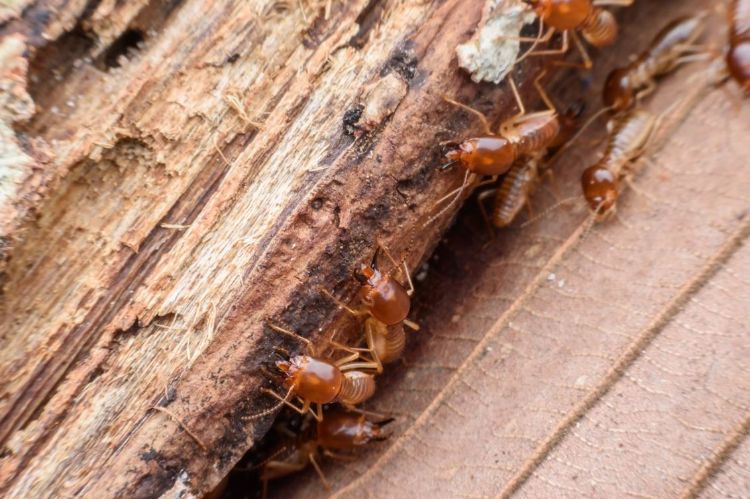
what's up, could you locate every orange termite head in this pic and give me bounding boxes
[275,357,300,388]
[353,248,411,325]
[581,164,618,215]
[603,67,634,111]
[441,141,479,171]
[727,41,750,94]
[443,137,516,176]
[276,355,343,404]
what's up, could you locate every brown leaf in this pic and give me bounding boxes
[273,3,750,497]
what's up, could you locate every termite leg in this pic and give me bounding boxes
[507,76,527,124]
[308,453,332,489]
[403,318,421,331]
[441,96,492,135]
[674,51,714,65]
[326,338,380,370]
[364,319,385,373]
[497,22,555,66]
[331,351,361,367]
[325,338,371,355]
[476,189,498,238]
[525,29,570,60]
[525,198,536,220]
[571,31,592,70]
[533,70,557,114]
[502,74,556,133]
[402,261,415,296]
[338,359,381,372]
[376,242,399,269]
[539,167,561,202]
[534,31,591,70]
[344,405,393,420]
[322,449,358,461]
[493,24,554,44]
[313,403,324,422]
[518,23,554,66]
[634,79,657,104]
[377,243,415,296]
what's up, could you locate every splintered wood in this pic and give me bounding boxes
[0,0,748,498]
[0,0,535,497]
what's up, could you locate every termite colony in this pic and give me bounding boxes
[230,244,418,497]
[233,2,744,496]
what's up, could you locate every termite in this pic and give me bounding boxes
[478,154,544,228]
[323,244,418,330]
[260,409,392,496]
[728,0,750,91]
[603,14,708,111]
[261,323,379,421]
[476,102,583,228]
[321,244,416,372]
[431,74,561,223]
[519,0,633,68]
[580,108,656,217]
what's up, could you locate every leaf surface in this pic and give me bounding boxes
[274,2,750,497]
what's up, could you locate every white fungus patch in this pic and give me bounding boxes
[456,0,537,84]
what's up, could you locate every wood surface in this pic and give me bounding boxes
[1,1,749,499]
[0,0,539,497]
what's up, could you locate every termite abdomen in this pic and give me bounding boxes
[581,7,618,47]
[492,161,538,228]
[370,320,406,364]
[512,114,561,156]
[337,371,376,406]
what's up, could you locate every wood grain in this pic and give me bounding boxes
[0,0,542,497]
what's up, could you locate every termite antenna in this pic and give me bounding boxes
[576,211,599,247]
[151,406,208,451]
[514,17,548,68]
[547,105,613,166]
[266,322,312,348]
[519,195,580,228]
[242,386,294,421]
[439,159,458,171]
[424,170,473,227]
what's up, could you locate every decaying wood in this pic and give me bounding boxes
[272,1,750,497]
[0,0,547,497]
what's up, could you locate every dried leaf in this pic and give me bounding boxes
[274,3,750,497]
